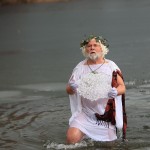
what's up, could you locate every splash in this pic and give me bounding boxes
[43,139,130,150]
[43,139,94,150]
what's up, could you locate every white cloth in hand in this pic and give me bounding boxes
[108,87,118,98]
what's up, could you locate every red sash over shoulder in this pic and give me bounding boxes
[95,70,127,140]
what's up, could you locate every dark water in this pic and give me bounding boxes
[0,0,150,149]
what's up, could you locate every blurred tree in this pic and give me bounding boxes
[0,0,70,5]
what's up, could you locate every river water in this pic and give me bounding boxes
[0,0,150,149]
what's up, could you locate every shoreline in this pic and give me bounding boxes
[0,0,73,6]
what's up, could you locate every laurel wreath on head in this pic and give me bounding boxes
[80,35,109,48]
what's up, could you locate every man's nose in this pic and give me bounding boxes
[89,45,94,50]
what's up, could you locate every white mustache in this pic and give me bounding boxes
[88,52,102,61]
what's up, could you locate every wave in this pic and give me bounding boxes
[125,79,150,89]
[18,79,150,92]
[43,140,91,150]
[43,139,150,150]
[0,91,21,98]
[44,139,150,150]
[1,79,150,103]
[43,139,119,150]
[18,82,66,92]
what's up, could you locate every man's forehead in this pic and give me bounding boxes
[87,39,100,44]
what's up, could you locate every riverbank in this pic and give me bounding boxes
[0,0,72,6]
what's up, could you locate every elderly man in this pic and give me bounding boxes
[66,35,127,144]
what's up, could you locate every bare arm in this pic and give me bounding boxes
[116,74,126,95]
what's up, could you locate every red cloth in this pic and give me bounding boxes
[95,70,127,140]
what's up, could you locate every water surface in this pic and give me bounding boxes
[0,0,150,149]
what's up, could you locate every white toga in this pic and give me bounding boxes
[68,59,123,141]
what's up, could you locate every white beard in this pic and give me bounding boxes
[88,52,102,61]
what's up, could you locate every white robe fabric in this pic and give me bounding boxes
[68,59,123,141]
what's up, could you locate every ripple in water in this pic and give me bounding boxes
[43,139,131,150]
[43,139,94,150]
[43,138,150,150]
